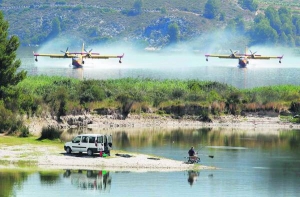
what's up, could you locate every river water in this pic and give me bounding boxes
[19,46,300,89]
[1,128,300,197]
[1,47,299,196]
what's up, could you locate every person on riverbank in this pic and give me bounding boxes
[188,147,196,157]
[188,146,200,163]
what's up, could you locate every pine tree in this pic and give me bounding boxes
[0,11,27,100]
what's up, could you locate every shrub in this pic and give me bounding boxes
[19,126,30,137]
[0,101,22,133]
[290,101,300,113]
[172,88,185,100]
[39,127,62,140]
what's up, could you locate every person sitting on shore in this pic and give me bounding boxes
[188,146,200,163]
[188,146,197,159]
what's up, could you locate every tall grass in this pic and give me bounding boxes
[15,76,300,119]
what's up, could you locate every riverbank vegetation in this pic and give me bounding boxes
[0,134,63,147]
[1,76,300,134]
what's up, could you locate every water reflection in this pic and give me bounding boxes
[0,170,29,197]
[187,170,199,186]
[61,127,300,151]
[63,169,112,192]
[39,171,61,185]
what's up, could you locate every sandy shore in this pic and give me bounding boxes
[26,112,300,136]
[0,144,215,172]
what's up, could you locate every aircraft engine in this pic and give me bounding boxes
[85,49,93,58]
[61,47,69,57]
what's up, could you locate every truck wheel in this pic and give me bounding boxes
[66,147,72,154]
[87,149,93,156]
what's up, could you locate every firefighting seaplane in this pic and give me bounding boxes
[33,43,124,68]
[205,48,283,68]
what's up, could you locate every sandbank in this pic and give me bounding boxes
[0,144,215,172]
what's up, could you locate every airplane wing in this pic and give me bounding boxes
[205,54,242,59]
[247,55,283,60]
[87,53,124,59]
[33,52,76,59]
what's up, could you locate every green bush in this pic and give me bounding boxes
[39,127,62,140]
[0,101,17,133]
[19,126,30,137]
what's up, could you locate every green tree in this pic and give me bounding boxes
[219,12,225,21]
[225,19,236,34]
[282,23,294,36]
[49,17,61,38]
[249,18,278,45]
[0,11,27,101]
[295,20,300,36]
[254,13,265,23]
[278,7,291,17]
[238,0,258,12]
[168,23,180,43]
[160,7,167,14]
[204,0,220,19]
[235,17,246,33]
[133,0,143,14]
[287,34,295,47]
[265,6,282,34]
[295,36,300,46]
[278,32,288,46]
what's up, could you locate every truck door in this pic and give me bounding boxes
[106,135,112,149]
[71,136,82,152]
[79,136,89,153]
[104,135,112,154]
[97,136,104,152]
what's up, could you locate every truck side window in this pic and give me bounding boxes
[73,136,81,143]
[82,136,88,143]
[89,137,95,143]
[97,136,103,143]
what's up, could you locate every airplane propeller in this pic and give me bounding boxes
[84,48,93,58]
[250,50,257,58]
[61,47,69,57]
[229,49,238,58]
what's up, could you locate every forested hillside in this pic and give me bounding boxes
[0,0,300,49]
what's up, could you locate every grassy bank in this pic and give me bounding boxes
[2,76,300,134]
[16,76,300,116]
[0,135,63,148]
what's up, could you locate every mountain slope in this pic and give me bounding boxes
[1,0,299,48]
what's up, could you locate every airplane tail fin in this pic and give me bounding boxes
[81,43,84,54]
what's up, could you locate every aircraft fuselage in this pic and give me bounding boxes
[238,56,248,68]
[72,55,84,67]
